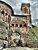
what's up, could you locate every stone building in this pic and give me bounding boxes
[10,15,30,33]
[10,3,31,33]
[0,1,14,21]
[0,1,31,47]
[0,3,31,33]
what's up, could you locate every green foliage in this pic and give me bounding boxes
[28,27,38,41]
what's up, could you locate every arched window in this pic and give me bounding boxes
[16,24,18,27]
[1,10,4,15]
[24,24,27,27]
[12,24,14,27]
[20,24,22,27]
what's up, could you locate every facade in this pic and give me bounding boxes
[10,15,30,33]
[0,1,31,47]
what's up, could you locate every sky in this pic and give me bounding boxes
[0,0,38,26]
[30,0,38,26]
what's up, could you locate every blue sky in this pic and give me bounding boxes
[30,0,38,26]
[0,0,38,26]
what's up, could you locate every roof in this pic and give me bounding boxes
[12,14,31,17]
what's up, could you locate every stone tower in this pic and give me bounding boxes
[21,3,31,27]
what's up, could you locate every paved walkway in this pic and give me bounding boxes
[2,47,34,50]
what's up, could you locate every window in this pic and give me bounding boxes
[24,24,27,27]
[20,24,22,27]
[16,24,18,27]
[1,11,4,15]
[5,13,8,16]
[24,7,28,13]
[12,24,14,27]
